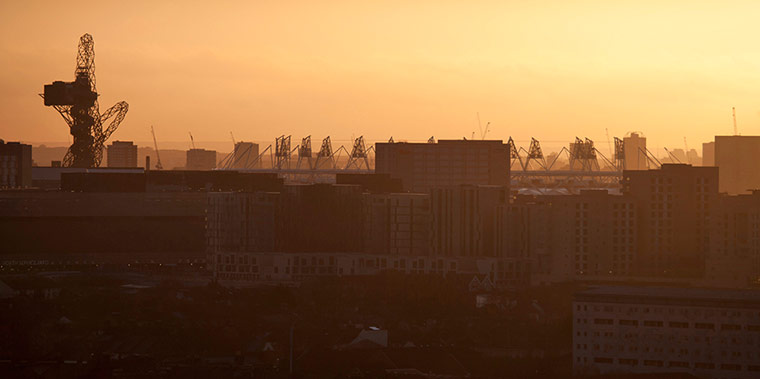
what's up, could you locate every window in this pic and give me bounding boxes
[643,320,663,327]
[720,364,741,371]
[619,320,638,326]
[618,358,638,366]
[644,360,663,367]
[695,323,714,330]
[695,362,714,370]
[593,357,613,363]
[669,321,688,328]
[669,361,689,368]
[721,324,741,331]
[594,318,613,325]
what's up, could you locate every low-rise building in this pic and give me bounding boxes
[573,286,760,378]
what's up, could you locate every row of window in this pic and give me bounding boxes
[587,318,759,331]
[590,357,757,371]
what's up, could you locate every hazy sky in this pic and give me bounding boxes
[2,0,760,152]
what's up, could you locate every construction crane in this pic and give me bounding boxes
[151,125,163,170]
[475,112,491,140]
[230,131,236,146]
[605,128,613,158]
[733,107,739,135]
[41,33,129,167]
[189,132,196,149]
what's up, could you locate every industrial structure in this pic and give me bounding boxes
[42,34,129,168]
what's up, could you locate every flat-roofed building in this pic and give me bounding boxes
[623,132,648,170]
[375,139,509,193]
[186,148,217,170]
[574,286,760,378]
[430,185,508,258]
[363,193,431,256]
[106,140,138,167]
[0,140,32,188]
[231,142,259,169]
[702,141,715,166]
[623,164,718,278]
[715,136,760,194]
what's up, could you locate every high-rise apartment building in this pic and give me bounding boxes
[363,193,431,256]
[375,139,509,193]
[0,140,32,188]
[508,190,637,284]
[574,286,760,378]
[707,191,760,288]
[231,142,260,169]
[430,185,508,257]
[106,140,138,167]
[623,132,647,170]
[702,141,715,166]
[714,136,760,194]
[623,164,718,277]
[186,148,217,170]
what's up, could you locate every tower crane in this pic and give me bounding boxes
[189,132,196,149]
[151,125,163,170]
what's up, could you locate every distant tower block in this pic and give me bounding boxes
[623,132,647,170]
[107,141,138,167]
[231,142,259,169]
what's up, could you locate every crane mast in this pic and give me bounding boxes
[733,107,739,135]
[151,125,163,170]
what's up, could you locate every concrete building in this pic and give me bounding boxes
[715,136,760,194]
[573,286,760,378]
[210,250,530,288]
[0,191,207,262]
[707,191,760,288]
[702,141,715,166]
[508,190,637,284]
[375,139,509,193]
[623,132,647,170]
[623,164,718,278]
[106,141,138,167]
[0,140,32,188]
[186,148,217,170]
[231,142,260,169]
[363,193,431,256]
[430,185,508,258]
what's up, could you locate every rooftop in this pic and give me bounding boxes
[576,286,760,307]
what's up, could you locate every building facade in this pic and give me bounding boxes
[363,193,431,256]
[186,148,217,170]
[623,132,647,171]
[0,141,32,188]
[623,164,718,278]
[231,142,260,169]
[375,139,509,193]
[715,136,760,194]
[574,286,760,379]
[106,140,138,168]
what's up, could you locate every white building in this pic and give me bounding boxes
[573,286,760,378]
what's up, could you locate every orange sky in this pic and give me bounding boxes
[1,0,759,153]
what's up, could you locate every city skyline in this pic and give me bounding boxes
[2,1,760,147]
